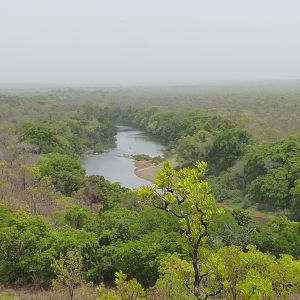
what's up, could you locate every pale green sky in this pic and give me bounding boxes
[1,0,300,86]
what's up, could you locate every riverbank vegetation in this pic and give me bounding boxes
[0,85,300,299]
[110,105,300,221]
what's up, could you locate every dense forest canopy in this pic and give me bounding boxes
[0,85,299,299]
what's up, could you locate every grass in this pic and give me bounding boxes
[0,285,98,300]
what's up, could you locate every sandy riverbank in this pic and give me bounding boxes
[134,156,178,183]
[134,160,159,183]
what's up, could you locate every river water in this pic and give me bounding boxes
[83,125,164,189]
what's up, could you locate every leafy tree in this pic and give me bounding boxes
[250,217,300,258]
[77,175,140,211]
[98,208,139,244]
[129,206,179,239]
[97,271,145,300]
[81,121,116,152]
[248,167,290,208]
[0,205,13,227]
[208,211,254,249]
[52,250,83,300]
[94,207,180,286]
[291,179,300,218]
[77,175,112,209]
[150,254,195,300]
[39,153,85,195]
[208,128,250,173]
[231,209,252,227]
[19,123,63,154]
[139,161,224,300]
[219,245,300,299]
[45,226,99,284]
[0,211,50,285]
[245,135,300,212]
[176,133,212,167]
[114,231,180,287]
[63,205,97,230]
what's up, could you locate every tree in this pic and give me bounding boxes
[291,179,300,218]
[39,153,85,195]
[76,175,139,211]
[0,210,50,285]
[77,175,110,209]
[208,128,250,173]
[114,232,179,287]
[139,161,224,300]
[19,123,62,154]
[176,133,211,167]
[52,250,83,300]
[218,245,300,299]
[150,254,195,300]
[245,135,300,211]
[208,211,253,249]
[231,209,252,227]
[97,271,145,300]
[63,205,96,230]
[25,177,56,215]
[248,168,290,208]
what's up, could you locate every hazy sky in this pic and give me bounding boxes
[1,0,300,86]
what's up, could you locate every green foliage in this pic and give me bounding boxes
[0,210,50,285]
[64,205,97,230]
[150,254,194,300]
[245,135,300,211]
[139,161,224,300]
[232,209,252,227]
[219,245,300,299]
[208,211,254,249]
[18,114,117,157]
[1,94,300,298]
[0,205,13,227]
[98,208,139,244]
[114,231,180,287]
[176,133,212,167]
[208,128,250,173]
[47,226,99,259]
[132,154,151,161]
[151,155,164,165]
[97,271,145,300]
[291,179,300,218]
[251,216,300,258]
[77,175,138,211]
[39,153,86,195]
[19,123,65,154]
[129,206,179,238]
[52,250,83,300]
[92,207,180,286]
[132,154,164,165]
[114,107,234,145]
[0,207,103,287]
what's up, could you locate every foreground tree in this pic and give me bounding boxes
[52,250,83,300]
[97,270,145,300]
[139,161,223,300]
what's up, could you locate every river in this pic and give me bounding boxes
[83,125,164,189]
